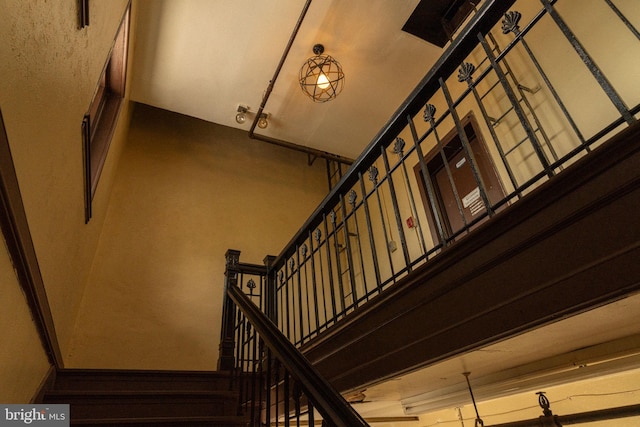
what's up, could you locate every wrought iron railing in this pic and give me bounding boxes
[219,0,639,421]
[263,0,640,346]
[219,250,369,427]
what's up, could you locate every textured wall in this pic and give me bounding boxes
[68,104,328,370]
[0,0,132,363]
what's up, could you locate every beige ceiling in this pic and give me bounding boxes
[129,0,443,160]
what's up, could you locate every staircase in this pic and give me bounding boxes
[41,369,249,426]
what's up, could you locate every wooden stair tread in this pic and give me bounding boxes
[70,415,249,426]
[41,369,246,424]
[55,368,232,376]
[45,390,237,397]
[51,369,234,392]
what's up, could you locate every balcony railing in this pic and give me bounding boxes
[263,0,639,347]
[220,0,639,422]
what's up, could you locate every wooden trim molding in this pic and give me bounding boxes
[83,4,130,222]
[78,0,89,29]
[0,108,63,368]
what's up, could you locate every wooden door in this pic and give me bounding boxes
[415,113,505,243]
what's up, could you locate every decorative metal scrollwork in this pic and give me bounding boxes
[247,279,256,289]
[278,270,284,285]
[289,258,296,272]
[502,10,522,35]
[536,391,562,426]
[458,62,476,83]
[329,210,337,224]
[368,165,379,184]
[537,391,553,417]
[348,189,357,208]
[393,137,405,156]
[423,103,437,122]
[313,228,322,242]
[301,243,308,259]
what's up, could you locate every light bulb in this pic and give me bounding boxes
[236,105,249,124]
[317,72,330,90]
[257,113,269,129]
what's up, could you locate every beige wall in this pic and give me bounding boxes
[0,240,50,402]
[0,0,133,369]
[67,104,328,370]
[0,0,325,375]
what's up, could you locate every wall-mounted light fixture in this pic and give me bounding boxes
[257,112,269,129]
[236,104,270,128]
[236,105,250,124]
[299,44,345,102]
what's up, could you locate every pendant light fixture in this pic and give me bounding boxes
[299,44,345,102]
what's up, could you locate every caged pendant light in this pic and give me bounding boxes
[299,44,345,102]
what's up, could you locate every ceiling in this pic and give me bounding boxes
[126,0,640,423]
[129,0,444,160]
[358,292,640,421]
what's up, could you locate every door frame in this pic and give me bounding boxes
[414,112,505,244]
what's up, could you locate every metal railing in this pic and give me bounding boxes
[219,250,369,427]
[264,0,640,346]
[219,0,639,421]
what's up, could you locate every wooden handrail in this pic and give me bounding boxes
[0,108,63,368]
[227,283,369,427]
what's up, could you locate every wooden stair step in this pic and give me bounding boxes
[43,390,239,418]
[41,369,248,424]
[69,415,249,426]
[52,369,232,392]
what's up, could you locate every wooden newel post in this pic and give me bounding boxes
[263,255,277,324]
[218,249,241,371]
